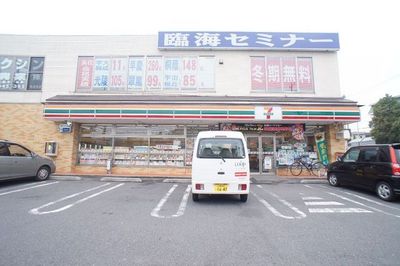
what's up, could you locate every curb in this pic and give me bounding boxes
[100,177,142,182]
[300,179,328,184]
[163,179,191,183]
[50,176,82,181]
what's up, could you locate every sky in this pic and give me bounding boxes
[1,0,399,132]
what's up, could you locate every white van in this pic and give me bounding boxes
[191,131,250,202]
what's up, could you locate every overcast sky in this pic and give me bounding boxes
[1,0,399,131]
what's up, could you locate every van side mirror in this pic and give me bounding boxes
[337,156,343,162]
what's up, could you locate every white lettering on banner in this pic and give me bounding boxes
[225,34,249,46]
[164,33,190,47]
[281,34,305,47]
[255,33,274,47]
[195,33,221,47]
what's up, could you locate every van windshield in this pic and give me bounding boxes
[197,138,245,159]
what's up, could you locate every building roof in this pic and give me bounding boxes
[45,94,359,106]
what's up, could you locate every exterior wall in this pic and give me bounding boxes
[326,124,347,161]
[0,34,341,103]
[0,103,77,174]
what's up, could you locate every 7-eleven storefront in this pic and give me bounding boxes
[43,95,360,177]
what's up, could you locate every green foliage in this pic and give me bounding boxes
[370,94,400,144]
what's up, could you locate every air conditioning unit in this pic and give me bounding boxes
[336,129,351,140]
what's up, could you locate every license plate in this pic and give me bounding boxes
[214,184,228,192]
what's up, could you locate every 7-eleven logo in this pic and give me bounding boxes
[265,107,273,119]
[255,106,282,120]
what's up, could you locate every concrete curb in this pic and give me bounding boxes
[300,179,328,184]
[163,179,191,183]
[50,176,82,181]
[100,177,142,182]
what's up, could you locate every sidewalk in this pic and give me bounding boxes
[50,174,327,184]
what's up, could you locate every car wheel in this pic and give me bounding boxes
[192,193,199,202]
[376,181,394,201]
[328,173,339,187]
[35,166,50,181]
[240,194,248,202]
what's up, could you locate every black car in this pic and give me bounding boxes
[327,144,400,201]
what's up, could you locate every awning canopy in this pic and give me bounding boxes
[43,95,361,124]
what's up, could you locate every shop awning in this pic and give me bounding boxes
[43,95,361,124]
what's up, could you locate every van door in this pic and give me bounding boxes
[356,147,379,189]
[7,144,36,178]
[340,147,361,184]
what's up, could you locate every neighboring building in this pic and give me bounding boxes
[0,32,360,177]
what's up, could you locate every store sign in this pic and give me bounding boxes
[315,132,329,165]
[158,32,340,50]
[255,106,282,120]
[220,123,304,132]
[59,123,72,133]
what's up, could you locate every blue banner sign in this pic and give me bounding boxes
[158,32,339,51]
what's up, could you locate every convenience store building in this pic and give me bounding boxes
[0,32,360,177]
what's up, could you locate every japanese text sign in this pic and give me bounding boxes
[159,32,339,51]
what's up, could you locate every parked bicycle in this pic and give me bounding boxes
[289,155,327,177]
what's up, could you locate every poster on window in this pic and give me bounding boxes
[198,57,215,90]
[13,57,29,90]
[181,57,197,90]
[164,57,180,90]
[297,57,314,92]
[281,57,297,92]
[27,73,43,90]
[127,57,144,91]
[30,57,44,72]
[251,57,266,91]
[109,57,127,90]
[93,58,110,91]
[0,56,14,90]
[146,57,162,89]
[266,57,282,92]
[76,57,94,91]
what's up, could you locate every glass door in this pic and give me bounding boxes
[261,136,275,173]
[246,137,259,173]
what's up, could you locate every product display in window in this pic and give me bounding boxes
[149,138,185,167]
[78,144,113,165]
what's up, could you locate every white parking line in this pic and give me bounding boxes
[305,201,344,206]
[0,182,59,196]
[29,183,124,215]
[328,192,400,218]
[302,197,323,200]
[251,191,295,219]
[342,191,400,212]
[309,208,372,213]
[151,184,191,218]
[253,185,306,219]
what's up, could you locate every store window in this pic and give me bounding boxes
[0,56,45,91]
[77,124,217,167]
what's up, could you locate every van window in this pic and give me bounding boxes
[343,148,360,162]
[359,147,378,162]
[0,143,11,156]
[197,138,245,159]
[393,145,400,163]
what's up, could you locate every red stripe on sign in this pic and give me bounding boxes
[174,115,202,119]
[307,116,334,120]
[70,115,95,118]
[202,116,228,119]
[228,116,255,119]
[96,115,121,118]
[120,115,147,118]
[235,172,248,177]
[147,115,174,119]
[334,117,360,120]
[44,114,69,118]
[282,116,308,120]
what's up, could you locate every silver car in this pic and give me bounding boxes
[0,140,56,181]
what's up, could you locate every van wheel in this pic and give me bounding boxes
[240,194,248,202]
[192,193,199,202]
[376,181,394,201]
[35,166,50,181]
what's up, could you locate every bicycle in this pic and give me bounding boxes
[289,155,327,177]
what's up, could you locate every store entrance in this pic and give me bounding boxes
[246,136,275,174]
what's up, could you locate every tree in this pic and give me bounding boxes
[370,94,400,144]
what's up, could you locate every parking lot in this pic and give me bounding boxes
[1,178,400,265]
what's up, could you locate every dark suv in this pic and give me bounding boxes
[327,144,400,201]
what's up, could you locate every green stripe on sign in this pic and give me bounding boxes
[121,110,147,114]
[70,109,95,114]
[44,109,69,114]
[174,110,201,115]
[202,110,228,115]
[283,111,308,116]
[335,112,360,116]
[148,110,174,114]
[96,109,120,114]
[228,110,254,115]
[309,111,334,116]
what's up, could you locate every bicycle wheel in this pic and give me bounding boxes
[289,161,303,176]
[311,162,327,177]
